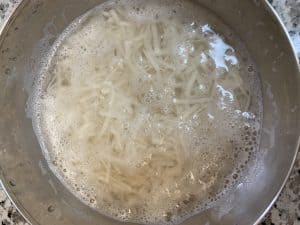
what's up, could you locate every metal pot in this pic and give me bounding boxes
[0,0,299,225]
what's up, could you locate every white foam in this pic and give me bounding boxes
[29,1,263,225]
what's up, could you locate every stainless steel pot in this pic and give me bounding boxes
[0,0,299,225]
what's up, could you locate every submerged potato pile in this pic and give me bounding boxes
[30,1,262,224]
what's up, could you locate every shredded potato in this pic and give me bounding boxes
[37,6,255,224]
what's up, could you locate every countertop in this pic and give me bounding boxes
[0,0,299,225]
